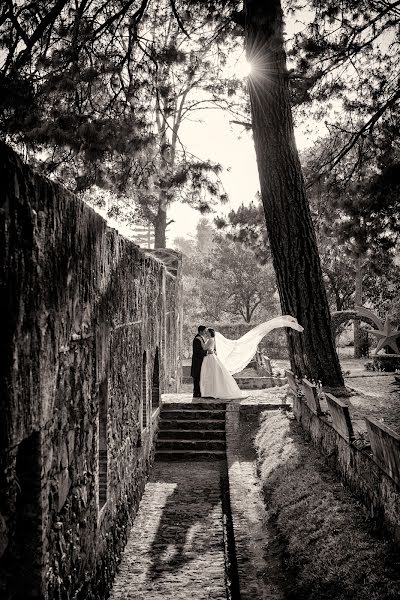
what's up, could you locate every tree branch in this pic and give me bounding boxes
[93,0,149,38]
[320,88,400,172]
[168,0,190,38]
[13,0,70,70]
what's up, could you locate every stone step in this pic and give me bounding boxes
[162,402,226,411]
[158,429,225,440]
[155,449,226,461]
[182,364,192,377]
[159,419,226,431]
[160,409,225,421]
[156,439,226,451]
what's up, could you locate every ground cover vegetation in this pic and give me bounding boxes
[255,411,400,600]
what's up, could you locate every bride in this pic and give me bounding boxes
[200,328,242,399]
[199,316,304,400]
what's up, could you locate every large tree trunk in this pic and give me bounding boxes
[353,256,364,358]
[154,204,167,248]
[244,0,345,391]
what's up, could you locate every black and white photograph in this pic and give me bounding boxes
[1,1,400,599]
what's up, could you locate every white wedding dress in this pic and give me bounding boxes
[200,338,242,399]
[199,316,304,399]
[215,316,304,375]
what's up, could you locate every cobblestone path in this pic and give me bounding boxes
[109,461,227,600]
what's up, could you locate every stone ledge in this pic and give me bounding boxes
[293,395,400,541]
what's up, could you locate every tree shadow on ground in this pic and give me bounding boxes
[147,461,224,581]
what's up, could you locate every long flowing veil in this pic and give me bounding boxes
[215,316,304,375]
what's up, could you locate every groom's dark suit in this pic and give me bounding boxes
[191,334,207,397]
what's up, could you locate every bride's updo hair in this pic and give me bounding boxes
[208,328,215,338]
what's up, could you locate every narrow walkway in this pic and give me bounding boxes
[226,405,286,600]
[109,461,227,600]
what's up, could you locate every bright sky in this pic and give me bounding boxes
[111,6,324,246]
[167,5,320,245]
[168,108,259,243]
[167,103,321,245]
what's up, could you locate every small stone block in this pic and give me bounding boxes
[365,417,400,486]
[325,393,354,441]
[285,370,297,394]
[302,378,322,415]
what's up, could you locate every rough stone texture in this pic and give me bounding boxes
[234,376,287,390]
[109,461,226,600]
[181,365,287,389]
[0,142,182,600]
[292,393,400,541]
[162,386,289,408]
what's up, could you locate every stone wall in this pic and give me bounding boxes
[0,142,182,600]
[292,392,400,542]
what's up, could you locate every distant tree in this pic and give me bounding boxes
[363,261,400,321]
[195,218,215,254]
[318,244,355,312]
[215,197,270,264]
[218,198,358,315]
[130,1,241,246]
[173,219,217,322]
[174,220,277,324]
[199,237,277,323]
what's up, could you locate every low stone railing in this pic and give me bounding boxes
[285,370,400,541]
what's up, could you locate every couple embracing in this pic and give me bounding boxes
[190,316,306,401]
[190,325,242,400]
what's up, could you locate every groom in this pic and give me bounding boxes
[191,325,208,398]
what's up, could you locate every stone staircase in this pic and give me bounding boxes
[155,401,226,461]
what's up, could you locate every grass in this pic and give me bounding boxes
[254,412,400,600]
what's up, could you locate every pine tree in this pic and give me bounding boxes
[287,0,400,170]
[241,0,345,390]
